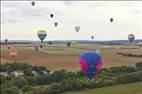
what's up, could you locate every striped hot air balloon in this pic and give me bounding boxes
[37,29,47,42]
[79,51,103,79]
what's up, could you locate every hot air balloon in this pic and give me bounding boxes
[34,46,39,51]
[75,26,80,32]
[110,18,113,22]
[40,45,43,48]
[67,42,71,48]
[91,36,94,40]
[50,14,54,18]
[54,22,58,27]
[79,51,103,79]
[48,41,53,45]
[7,45,11,50]
[128,34,135,43]
[31,1,35,6]
[5,39,8,43]
[37,29,47,42]
[10,48,17,59]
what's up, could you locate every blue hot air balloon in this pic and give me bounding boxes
[79,51,103,79]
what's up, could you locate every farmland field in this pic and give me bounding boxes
[1,44,142,71]
[64,82,142,94]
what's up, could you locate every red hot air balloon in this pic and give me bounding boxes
[10,48,17,59]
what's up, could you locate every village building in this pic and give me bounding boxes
[0,72,9,77]
[12,70,24,76]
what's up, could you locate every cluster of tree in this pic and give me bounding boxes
[0,62,50,76]
[117,52,142,58]
[0,62,142,94]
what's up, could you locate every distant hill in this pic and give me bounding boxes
[1,39,142,45]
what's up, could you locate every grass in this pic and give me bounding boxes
[64,82,142,94]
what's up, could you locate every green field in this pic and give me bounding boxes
[64,82,142,94]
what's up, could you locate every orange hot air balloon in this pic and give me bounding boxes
[10,48,17,59]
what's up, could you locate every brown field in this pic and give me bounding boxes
[1,44,142,71]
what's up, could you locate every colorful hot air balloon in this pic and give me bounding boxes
[79,51,103,79]
[50,14,54,18]
[37,29,47,42]
[110,18,113,22]
[10,48,17,59]
[75,26,80,32]
[128,34,135,43]
[31,1,35,6]
[54,22,58,27]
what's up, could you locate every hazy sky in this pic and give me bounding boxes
[1,1,142,41]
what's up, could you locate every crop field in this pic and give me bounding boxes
[1,44,142,71]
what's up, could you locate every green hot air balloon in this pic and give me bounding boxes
[37,29,47,42]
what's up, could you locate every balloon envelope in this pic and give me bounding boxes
[54,22,58,27]
[40,45,43,48]
[37,30,47,42]
[50,14,54,18]
[128,34,135,43]
[10,48,17,59]
[67,42,71,48]
[5,39,8,43]
[34,46,39,51]
[79,51,103,79]
[75,26,80,32]
[7,45,11,50]
[91,36,94,40]
[110,18,113,22]
[31,1,35,6]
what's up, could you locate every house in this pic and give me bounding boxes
[42,70,48,75]
[0,72,9,77]
[12,70,24,76]
[32,70,37,76]
[49,71,54,74]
